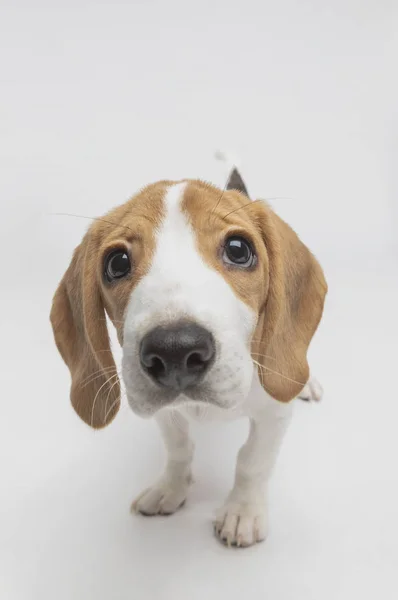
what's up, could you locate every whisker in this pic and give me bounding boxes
[48,212,134,233]
[263,196,295,201]
[252,359,306,387]
[80,368,105,386]
[104,394,121,423]
[81,370,118,389]
[251,346,309,368]
[258,360,265,388]
[222,198,263,220]
[209,180,229,223]
[250,352,277,362]
[81,366,118,387]
[90,373,119,427]
[103,377,121,422]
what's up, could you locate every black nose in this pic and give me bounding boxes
[140,322,215,391]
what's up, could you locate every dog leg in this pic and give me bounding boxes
[215,400,292,547]
[131,409,194,516]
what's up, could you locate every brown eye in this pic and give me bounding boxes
[223,236,255,267]
[104,250,131,281]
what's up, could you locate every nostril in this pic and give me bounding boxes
[144,354,167,379]
[186,351,207,372]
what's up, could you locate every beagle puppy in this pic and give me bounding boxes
[50,166,327,548]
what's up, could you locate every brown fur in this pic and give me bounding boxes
[50,179,327,428]
[250,205,327,401]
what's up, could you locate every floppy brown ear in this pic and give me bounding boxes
[50,236,120,428]
[252,205,327,402]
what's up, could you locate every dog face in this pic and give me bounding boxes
[50,178,327,427]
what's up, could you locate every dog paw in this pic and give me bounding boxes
[214,500,268,547]
[298,376,323,402]
[131,475,191,516]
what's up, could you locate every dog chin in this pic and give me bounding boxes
[126,395,159,418]
[126,381,249,418]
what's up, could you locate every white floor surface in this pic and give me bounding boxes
[1,260,397,600]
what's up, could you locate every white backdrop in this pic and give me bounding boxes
[1,1,398,599]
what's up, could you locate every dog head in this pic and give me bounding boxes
[50,174,327,427]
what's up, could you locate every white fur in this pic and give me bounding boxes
[122,182,256,417]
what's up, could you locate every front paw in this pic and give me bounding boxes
[131,474,191,516]
[214,497,268,548]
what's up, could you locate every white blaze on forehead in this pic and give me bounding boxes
[154,182,208,283]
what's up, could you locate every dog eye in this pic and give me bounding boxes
[104,250,131,281]
[223,236,255,267]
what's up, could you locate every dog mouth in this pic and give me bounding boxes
[124,376,230,416]
[156,380,222,407]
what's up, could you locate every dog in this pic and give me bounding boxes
[50,163,327,548]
